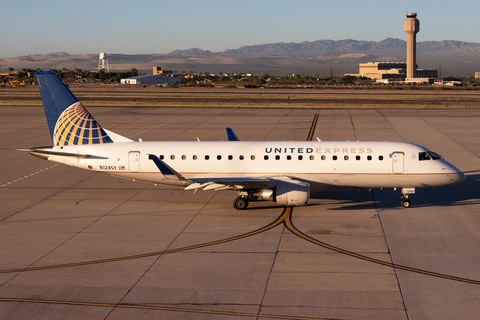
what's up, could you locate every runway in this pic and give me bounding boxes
[3,90,480,108]
[1,106,480,319]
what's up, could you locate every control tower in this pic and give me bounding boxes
[403,13,420,79]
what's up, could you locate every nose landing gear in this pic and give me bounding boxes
[401,188,415,208]
[401,196,411,208]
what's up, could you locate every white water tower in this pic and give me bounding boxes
[98,52,109,73]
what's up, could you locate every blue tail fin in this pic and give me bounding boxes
[36,71,113,146]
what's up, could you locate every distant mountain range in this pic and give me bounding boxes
[171,38,480,57]
[2,38,480,76]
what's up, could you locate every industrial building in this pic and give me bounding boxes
[153,66,173,75]
[120,74,181,85]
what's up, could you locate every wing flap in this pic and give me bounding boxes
[185,177,272,191]
[188,177,271,183]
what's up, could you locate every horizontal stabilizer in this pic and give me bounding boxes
[17,148,93,159]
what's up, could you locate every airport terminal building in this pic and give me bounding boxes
[347,62,438,82]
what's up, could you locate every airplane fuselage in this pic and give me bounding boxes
[39,140,464,193]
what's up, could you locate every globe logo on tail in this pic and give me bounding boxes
[53,102,113,146]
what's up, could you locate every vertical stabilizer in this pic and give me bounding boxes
[36,71,113,146]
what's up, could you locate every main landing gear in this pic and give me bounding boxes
[233,197,249,210]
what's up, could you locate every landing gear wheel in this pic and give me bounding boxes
[233,197,249,210]
[401,199,411,208]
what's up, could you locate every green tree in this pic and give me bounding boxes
[75,68,84,79]
[99,69,106,80]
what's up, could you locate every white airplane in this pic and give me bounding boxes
[21,71,465,210]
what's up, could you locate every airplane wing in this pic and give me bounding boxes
[148,154,276,191]
[186,177,272,191]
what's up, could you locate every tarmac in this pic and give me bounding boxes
[1,105,480,320]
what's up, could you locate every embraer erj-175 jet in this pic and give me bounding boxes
[22,72,465,210]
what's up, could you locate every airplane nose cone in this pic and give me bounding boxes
[449,167,466,184]
[457,171,466,183]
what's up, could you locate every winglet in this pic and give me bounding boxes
[148,154,186,181]
[226,127,240,141]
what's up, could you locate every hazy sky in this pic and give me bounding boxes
[2,0,479,58]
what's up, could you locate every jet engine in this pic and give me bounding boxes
[275,182,310,206]
[234,182,310,210]
[256,182,310,206]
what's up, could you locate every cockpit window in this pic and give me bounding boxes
[418,152,431,161]
[428,151,442,160]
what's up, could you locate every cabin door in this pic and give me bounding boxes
[392,152,404,173]
[129,151,140,172]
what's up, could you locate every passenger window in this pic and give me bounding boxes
[333,155,337,160]
[379,156,383,161]
[310,155,314,160]
[217,155,222,160]
[228,155,233,160]
[239,155,244,160]
[182,155,186,160]
[205,155,210,160]
[287,155,292,160]
[193,155,197,160]
[298,155,303,160]
[251,155,255,160]
[171,155,175,160]
[367,155,372,161]
[275,155,280,160]
[356,155,361,160]
[419,152,431,161]
[160,155,164,160]
[264,155,269,160]
[344,155,349,160]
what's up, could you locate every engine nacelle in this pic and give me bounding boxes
[256,182,310,206]
[275,182,310,206]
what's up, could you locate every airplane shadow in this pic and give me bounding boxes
[307,173,480,211]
